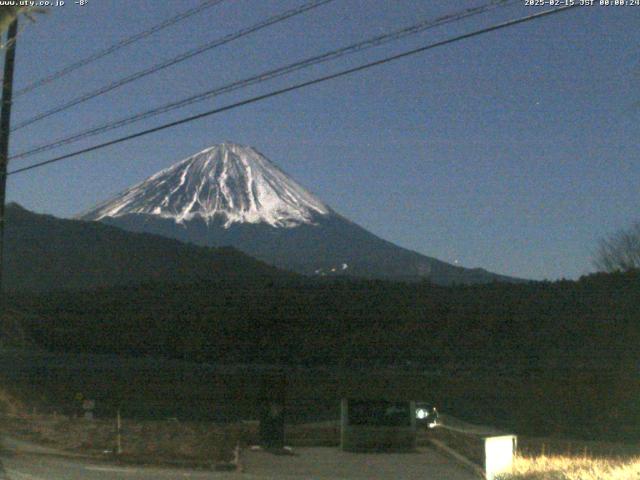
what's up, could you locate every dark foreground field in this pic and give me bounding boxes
[8,269,640,444]
[1,348,638,444]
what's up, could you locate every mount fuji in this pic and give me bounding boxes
[79,142,519,284]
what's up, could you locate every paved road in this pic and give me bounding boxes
[241,447,478,480]
[1,440,477,480]
[437,414,505,436]
[1,437,235,480]
[1,453,237,480]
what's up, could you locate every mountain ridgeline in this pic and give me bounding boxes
[2,203,289,293]
[79,143,520,284]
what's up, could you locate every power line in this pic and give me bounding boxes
[11,0,518,162]
[11,0,335,131]
[7,5,579,177]
[13,0,227,98]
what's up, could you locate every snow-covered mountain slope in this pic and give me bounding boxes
[80,142,330,228]
[79,142,523,285]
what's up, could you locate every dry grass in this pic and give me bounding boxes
[425,426,640,480]
[1,384,249,464]
[2,414,253,465]
[497,454,640,480]
[518,437,640,459]
[0,388,25,416]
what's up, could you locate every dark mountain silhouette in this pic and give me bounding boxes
[3,203,289,292]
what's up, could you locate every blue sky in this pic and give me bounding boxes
[5,0,640,280]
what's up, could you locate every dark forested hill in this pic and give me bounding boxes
[2,203,292,292]
[11,271,638,371]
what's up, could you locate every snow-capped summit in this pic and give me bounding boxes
[80,142,522,285]
[80,142,330,228]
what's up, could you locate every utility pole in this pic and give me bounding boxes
[0,17,18,297]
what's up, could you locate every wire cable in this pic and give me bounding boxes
[7,5,579,177]
[13,0,227,98]
[11,0,335,131]
[11,0,518,162]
